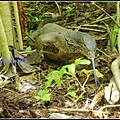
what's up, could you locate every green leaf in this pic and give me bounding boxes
[46,70,60,80]
[38,89,49,96]
[60,67,67,77]
[75,58,91,67]
[54,73,61,86]
[41,93,51,101]
[78,95,84,99]
[111,13,117,20]
[45,79,52,88]
[67,7,73,12]
[60,63,76,77]
[45,70,61,88]
[67,7,73,17]
[68,90,78,98]
[110,25,118,49]
[26,46,32,51]
[67,63,75,76]
[87,84,96,89]
[113,25,119,32]
[67,12,71,17]
[34,95,41,99]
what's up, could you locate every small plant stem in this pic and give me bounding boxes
[75,90,86,103]
[82,73,91,88]
[74,76,83,89]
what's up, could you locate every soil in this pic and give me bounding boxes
[0,2,120,118]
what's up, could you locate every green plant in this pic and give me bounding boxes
[25,30,34,36]
[26,46,32,51]
[110,24,119,50]
[34,58,91,104]
[45,70,61,89]
[45,58,91,88]
[67,7,73,17]
[100,13,119,51]
[68,89,84,99]
[34,89,51,103]
[26,11,44,23]
[109,13,119,50]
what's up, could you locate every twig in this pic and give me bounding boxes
[27,34,35,42]
[55,1,61,16]
[48,107,109,114]
[66,26,106,33]
[64,94,76,106]
[81,24,107,29]
[82,73,91,88]
[91,16,110,24]
[99,104,120,112]
[77,27,106,33]
[96,48,111,58]
[92,2,120,28]
[96,13,105,20]
[74,90,86,103]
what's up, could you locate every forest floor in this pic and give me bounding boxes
[0,2,120,118]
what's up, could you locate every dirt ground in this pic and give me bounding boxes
[0,2,120,118]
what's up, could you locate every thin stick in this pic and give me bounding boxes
[77,27,106,33]
[99,104,120,111]
[91,16,110,24]
[67,26,106,33]
[55,1,61,16]
[96,48,111,58]
[48,107,109,114]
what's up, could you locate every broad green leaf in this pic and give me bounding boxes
[60,64,75,77]
[46,70,60,79]
[67,63,75,76]
[60,66,67,77]
[75,58,91,67]
[41,93,51,101]
[68,90,78,98]
[26,46,32,51]
[45,70,61,88]
[45,79,52,88]
[34,95,41,99]
[113,25,119,32]
[78,95,84,99]
[38,89,49,96]
[54,73,61,86]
